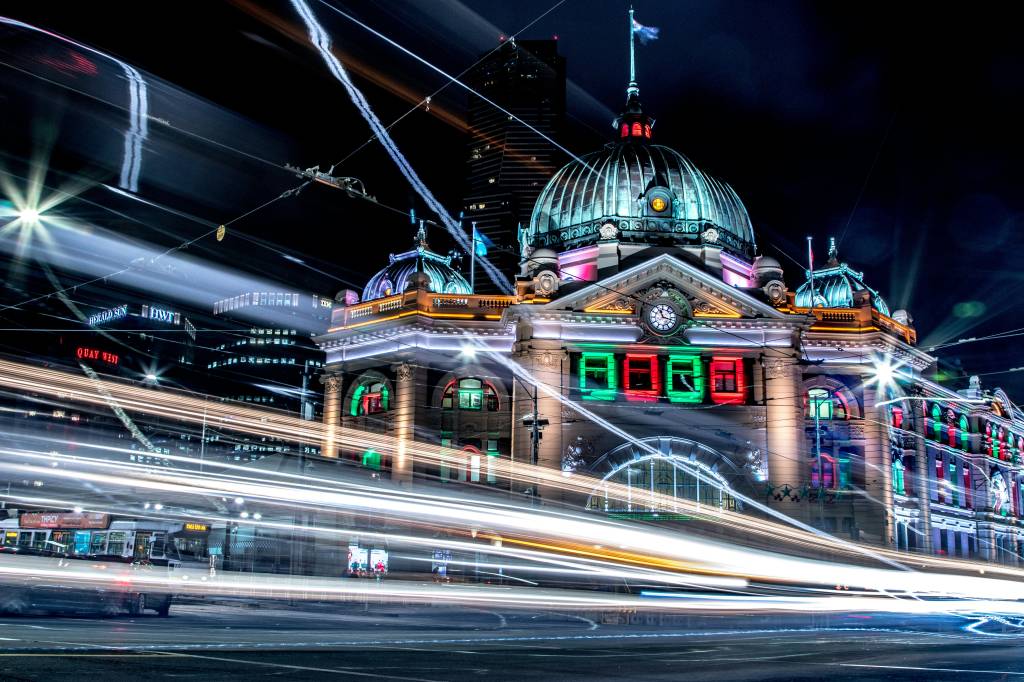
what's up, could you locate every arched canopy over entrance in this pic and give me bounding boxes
[585,436,746,514]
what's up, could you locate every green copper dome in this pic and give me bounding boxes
[526,141,756,257]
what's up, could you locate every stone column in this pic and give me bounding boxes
[862,385,894,546]
[763,355,807,523]
[321,373,342,458]
[913,422,933,554]
[391,362,421,487]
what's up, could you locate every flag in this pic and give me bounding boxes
[472,225,493,257]
[631,17,660,45]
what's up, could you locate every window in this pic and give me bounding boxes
[361,449,381,471]
[579,353,616,401]
[631,122,642,137]
[442,379,500,411]
[709,357,745,404]
[805,387,849,420]
[351,380,389,416]
[807,388,832,420]
[666,355,703,403]
[811,454,836,489]
[892,458,905,495]
[624,354,659,401]
[892,407,904,429]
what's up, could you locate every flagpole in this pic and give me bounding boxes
[470,221,477,293]
[806,235,815,308]
[628,7,636,86]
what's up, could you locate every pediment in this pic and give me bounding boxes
[542,253,788,320]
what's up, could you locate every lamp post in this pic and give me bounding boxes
[515,375,548,501]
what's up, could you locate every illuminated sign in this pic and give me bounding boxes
[20,512,110,529]
[141,304,180,325]
[87,304,127,326]
[183,522,209,532]
[76,347,119,365]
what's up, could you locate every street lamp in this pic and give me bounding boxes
[516,376,549,500]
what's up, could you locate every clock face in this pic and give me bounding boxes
[647,302,678,333]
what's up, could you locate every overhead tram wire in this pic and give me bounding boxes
[0,181,310,314]
[315,0,595,176]
[324,0,569,172]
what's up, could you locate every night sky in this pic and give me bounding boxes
[1,1,1022,393]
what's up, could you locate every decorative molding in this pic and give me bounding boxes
[396,363,413,382]
[324,374,341,395]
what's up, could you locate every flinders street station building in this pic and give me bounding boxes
[315,69,1024,566]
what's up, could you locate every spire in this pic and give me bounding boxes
[616,7,655,142]
[827,236,838,266]
[415,220,428,249]
[627,7,639,100]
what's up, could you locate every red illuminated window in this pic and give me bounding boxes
[935,455,944,504]
[620,123,629,138]
[643,124,651,138]
[891,407,903,429]
[631,122,642,137]
[624,354,660,401]
[811,454,836,489]
[709,357,745,404]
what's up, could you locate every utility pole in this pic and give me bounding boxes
[515,376,547,503]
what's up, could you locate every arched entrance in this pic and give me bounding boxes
[584,436,745,514]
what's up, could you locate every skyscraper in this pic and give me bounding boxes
[463,39,566,289]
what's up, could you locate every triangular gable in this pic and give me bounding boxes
[542,253,787,319]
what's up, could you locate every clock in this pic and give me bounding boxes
[646,302,679,334]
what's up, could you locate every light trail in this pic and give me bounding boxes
[4,356,1024,587]
[288,0,512,294]
[1,16,148,191]
[4,440,1024,606]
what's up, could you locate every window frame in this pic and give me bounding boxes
[579,352,617,401]
[709,357,745,405]
[623,354,660,401]
[666,354,703,403]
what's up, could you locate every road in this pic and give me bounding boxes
[1,602,1024,680]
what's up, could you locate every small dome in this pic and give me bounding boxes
[794,240,890,316]
[526,141,755,257]
[362,226,472,302]
[527,248,559,271]
[754,255,782,272]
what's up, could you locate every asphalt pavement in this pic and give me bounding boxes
[1,602,1022,680]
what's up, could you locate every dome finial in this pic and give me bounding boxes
[627,7,638,100]
[616,9,658,141]
[415,220,428,249]
[827,236,838,266]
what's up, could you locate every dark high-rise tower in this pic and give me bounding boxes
[463,39,566,290]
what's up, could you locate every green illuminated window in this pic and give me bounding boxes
[351,381,389,416]
[361,449,381,470]
[838,456,852,490]
[457,378,483,410]
[579,353,616,401]
[808,388,832,420]
[666,355,703,403]
[959,416,970,451]
[892,458,905,495]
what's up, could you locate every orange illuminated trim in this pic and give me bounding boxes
[583,307,633,314]
[528,297,550,303]
[693,310,742,319]
[811,325,880,333]
[329,310,485,331]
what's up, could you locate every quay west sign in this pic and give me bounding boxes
[76,346,119,365]
[87,304,128,326]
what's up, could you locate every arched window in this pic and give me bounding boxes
[959,415,970,451]
[351,380,389,416]
[620,123,629,138]
[631,122,642,137]
[643,124,651,138]
[804,388,849,420]
[442,378,499,411]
